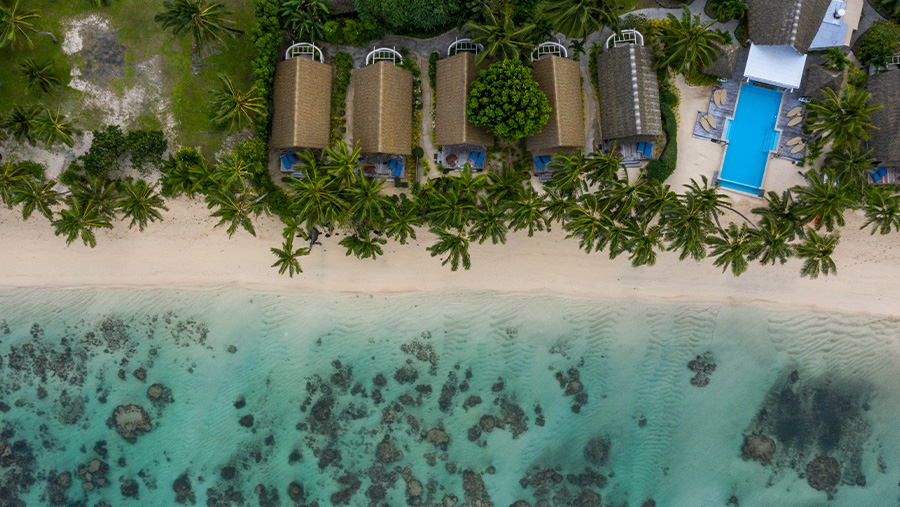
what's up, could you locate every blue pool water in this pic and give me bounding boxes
[719,84,783,194]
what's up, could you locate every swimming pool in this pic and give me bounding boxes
[719,83,783,195]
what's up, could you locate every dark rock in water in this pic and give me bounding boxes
[0,401,9,412]
[57,390,86,425]
[426,428,450,449]
[727,496,740,506]
[221,466,236,480]
[510,501,532,507]
[255,484,280,507]
[133,368,147,381]
[461,470,491,504]
[117,369,126,380]
[120,478,139,499]
[443,494,459,506]
[584,437,610,466]
[316,447,341,469]
[366,483,386,500]
[45,470,73,506]
[287,481,305,501]
[172,472,195,504]
[462,395,482,410]
[574,488,602,505]
[265,435,275,446]
[234,397,246,409]
[93,440,108,458]
[492,380,505,392]
[641,499,657,507]
[77,459,110,491]
[109,404,152,443]
[574,392,588,405]
[688,354,717,375]
[479,415,496,433]
[227,345,237,354]
[239,415,254,428]
[288,449,302,465]
[806,456,841,491]
[394,367,419,385]
[468,426,482,441]
[741,433,776,463]
[376,436,403,464]
[399,394,415,406]
[147,383,173,405]
[446,462,457,474]
[331,472,361,504]
[37,386,47,400]
[638,416,647,428]
[565,381,584,396]
[690,373,710,387]
[415,384,432,395]
[373,373,387,387]
[439,371,459,413]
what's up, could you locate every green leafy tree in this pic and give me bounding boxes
[597,218,636,260]
[706,223,755,276]
[154,0,239,51]
[1,105,39,144]
[486,164,529,202]
[860,186,900,235]
[751,190,804,240]
[542,188,575,225]
[856,20,900,68]
[271,236,309,277]
[542,0,623,41]
[564,193,612,253]
[806,84,880,151]
[427,187,476,230]
[467,59,550,142]
[9,175,60,221]
[117,179,168,231]
[125,130,168,172]
[585,147,625,186]
[19,57,60,95]
[33,107,77,148]
[69,176,119,219]
[824,143,874,185]
[209,74,264,133]
[159,147,214,197]
[427,227,472,271]
[683,175,729,227]
[356,0,465,33]
[339,231,387,260]
[546,151,592,197]
[708,0,747,21]
[822,47,851,71]
[52,196,114,248]
[465,8,535,65]
[0,160,31,207]
[0,0,40,49]
[662,193,712,261]
[796,229,839,279]
[657,6,727,75]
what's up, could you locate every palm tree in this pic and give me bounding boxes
[751,190,804,239]
[806,84,881,150]
[0,160,29,207]
[9,175,60,221]
[427,188,476,230]
[657,6,727,75]
[213,152,253,189]
[154,0,239,51]
[279,215,308,242]
[209,74,264,133]
[873,0,900,20]
[564,193,612,253]
[280,0,329,42]
[684,175,729,227]
[542,188,575,225]
[384,199,420,245]
[822,47,851,71]
[746,216,795,265]
[427,227,472,271]
[289,169,347,231]
[470,199,508,245]
[706,223,756,276]
[597,218,637,260]
[0,0,40,49]
[607,179,645,221]
[117,179,167,231]
[33,107,77,148]
[1,105,39,144]
[542,0,623,41]
[860,185,900,235]
[585,147,625,186]
[795,228,839,279]
[662,193,713,261]
[345,175,391,229]
[339,231,387,260]
[270,236,309,277]
[506,188,548,237]
[453,167,488,201]
[324,141,362,185]
[486,164,528,203]
[52,197,114,248]
[546,151,591,197]
[70,176,119,219]
[636,179,678,221]
[19,57,60,95]
[823,143,874,185]
[206,188,266,237]
[791,170,854,232]
[466,8,535,65]
[628,220,664,267]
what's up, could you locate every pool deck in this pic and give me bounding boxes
[772,88,808,162]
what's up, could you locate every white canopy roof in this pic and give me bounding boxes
[743,44,807,90]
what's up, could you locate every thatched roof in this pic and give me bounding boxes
[324,0,355,14]
[596,44,663,144]
[706,40,741,79]
[350,61,413,156]
[867,70,900,167]
[435,52,492,147]
[746,0,831,53]
[527,55,586,154]
[270,56,333,151]
[803,64,845,100]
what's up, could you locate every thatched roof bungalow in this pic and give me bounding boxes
[595,44,663,145]
[867,70,900,168]
[527,55,586,155]
[270,56,333,151]
[350,61,413,156]
[745,0,831,53]
[706,40,741,80]
[803,64,845,100]
[435,52,492,147]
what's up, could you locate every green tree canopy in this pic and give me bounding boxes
[657,6,728,75]
[856,20,900,68]
[466,59,550,142]
[356,0,464,32]
[542,0,623,40]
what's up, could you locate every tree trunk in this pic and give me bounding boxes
[37,32,59,44]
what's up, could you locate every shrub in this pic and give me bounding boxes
[355,0,465,33]
[76,125,127,178]
[250,0,282,138]
[323,20,344,44]
[466,60,550,142]
[330,53,353,145]
[125,130,167,173]
[857,20,900,68]
[648,82,680,183]
[342,18,382,46]
[708,0,747,22]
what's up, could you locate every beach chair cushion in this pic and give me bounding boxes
[643,143,653,157]
[469,151,478,162]
[286,153,298,165]
[475,152,486,167]
[392,163,403,178]
[388,159,398,170]
[541,156,550,165]
[534,156,545,170]
[877,167,887,177]
[280,155,291,171]
[873,169,883,183]
[637,142,645,152]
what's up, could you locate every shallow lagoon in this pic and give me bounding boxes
[1,288,899,506]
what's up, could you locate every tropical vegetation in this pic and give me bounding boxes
[466,59,550,142]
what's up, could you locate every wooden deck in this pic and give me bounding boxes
[773,88,808,162]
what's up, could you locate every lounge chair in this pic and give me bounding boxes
[534,156,546,170]
[280,155,292,172]
[475,152,486,168]
[286,153,298,165]
[388,159,398,170]
[541,156,551,165]
[643,143,653,158]
[392,162,404,178]
[873,169,883,183]
[469,151,478,163]
[637,142,645,153]
[877,167,887,178]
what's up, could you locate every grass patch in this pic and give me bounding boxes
[180,111,219,133]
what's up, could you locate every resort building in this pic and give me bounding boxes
[867,70,900,184]
[270,43,332,175]
[350,48,413,180]
[595,30,663,165]
[527,42,586,179]
[802,63,846,101]
[434,41,492,171]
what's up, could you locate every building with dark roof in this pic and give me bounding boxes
[867,70,900,168]
[595,43,662,145]
[745,0,831,53]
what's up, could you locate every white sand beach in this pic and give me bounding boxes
[1,79,898,317]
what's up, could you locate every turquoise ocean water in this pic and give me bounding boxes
[1,288,899,506]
